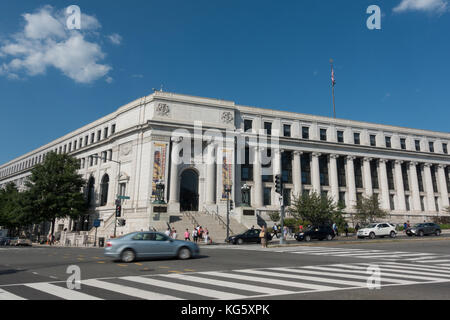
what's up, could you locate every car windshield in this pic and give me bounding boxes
[365,224,378,228]
[413,224,423,228]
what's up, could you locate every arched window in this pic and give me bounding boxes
[87,176,95,207]
[100,174,109,206]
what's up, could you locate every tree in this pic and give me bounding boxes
[354,194,388,224]
[24,152,87,238]
[289,191,344,226]
[268,211,280,224]
[0,183,31,236]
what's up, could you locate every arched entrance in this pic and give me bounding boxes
[180,169,199,211]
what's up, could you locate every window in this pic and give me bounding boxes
[400,138,406,150]
[443,143,448,154]
[429,141,434,152]
[386,161,395,190]
[302,127,309,139]
[337,157,346,187]
[319,155,329,186]
[102,151,108,163]
[74,140,77,150]
[417,165,424,192]
[389,195,395,210]
[85,136,89,146]
[337,131,344,143]
[385,136,391,148]
[354,158,363,188]
[281,151,292,183]
[111,124,116,134]
[338,192,346,207]
[244,119,252,132]
[354,133,360,145]
[301,153,311,184]
[415,140,420,151]
[100,174,109,206]
[263,188,271,206]
[104,127,109,139]
[370,135,376,147]
[68,143,72,152]
[241,146,253,181]
[283,124,291,137]
[264,122,272,135]
[119,183,126,197]
[283,188,291,206]
[320,129,327,141]
[91,133,95,144]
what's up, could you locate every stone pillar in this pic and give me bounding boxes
[311,152,321,194]
[378,159,390,210]
[205,142,216,205]
[274,149,282,176]
[346,156,357,208]
[292,151,303,199]
[409,162,422,212]
[329,154,339,204]
[253,147,263,207]
[363,157,373,197]
[394,160,406,211]
[423,163,436,212]
[169,138,181,204]
[437,164,450,209]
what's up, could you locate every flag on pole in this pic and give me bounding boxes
[331,66,336,86]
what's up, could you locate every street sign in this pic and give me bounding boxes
[118,196,130,200]
[93,219,101,228]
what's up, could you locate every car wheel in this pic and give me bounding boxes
[305,235,311,242]
[419,230,424,237]
[435,230,441,236]
[178,247,192,260]
[326,234,333,241]
[390,231,396,238]
[237,238,244,245]
[121,249,136,263]
[369,232,376,240]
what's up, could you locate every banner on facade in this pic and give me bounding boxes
[151,143,167,200]
[221,148,233,200]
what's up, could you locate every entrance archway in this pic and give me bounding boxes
[180,169,199,211]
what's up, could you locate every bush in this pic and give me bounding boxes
[433,216,450,224]
[439,224,450,230]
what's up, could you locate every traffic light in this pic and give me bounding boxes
[115,204,122,217]
[229,200,234,211]
[118,218,126,226]
[275,174,283,194]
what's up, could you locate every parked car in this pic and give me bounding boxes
[406,223,441,237]
[9,237,32,246]
[294,225,335,242]
[227,228,273,245]
[0,237,7,246]
[357,223,397,239]
[104,231,200,263]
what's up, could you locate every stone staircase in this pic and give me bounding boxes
[169,211,248,243]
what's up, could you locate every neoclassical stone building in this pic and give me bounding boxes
[1,91,449,239]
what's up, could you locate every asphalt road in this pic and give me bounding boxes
[1,236,449,300]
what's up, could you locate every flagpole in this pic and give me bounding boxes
[330,59,336,119]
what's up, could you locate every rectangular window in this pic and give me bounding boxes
[63,145,67,153]
[338,192,346,207]
[337,157,346,187]
[111,124,116,134]
[385,136,391,148]
[415,140,421,151]
[387,161,395,190]
[104,127,109,139]
[417,165,424,192]
[302,127,309,139]
[370,135,376,147]
[354,133,360,145]
[354,158,363,188]
[85,136,89,146]
[119,183,126,197]
[400,138,406,150]
[74,140,77,150]
[91,133,95,144]
[264,122,272,135]
[97,130,101,141]
[389,195,395,210]
[320,129,327,141]
[319,155,329,186]
[263,188,271,206]
[244,119,253,132]
[337,131,344,143]
[443,143,448,154]
[429,142,434,153]
[420,196,425,211]
[283,124,291,137]
[301,153,311,185]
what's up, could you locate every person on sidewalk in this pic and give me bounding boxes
[272,224,278,239]
[192,228,198,243]
[344,223,349,237]
[184,229,190,241]
[204,228,209,244]
[259,226,267,248]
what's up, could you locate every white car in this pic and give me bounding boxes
[357,223,397,239]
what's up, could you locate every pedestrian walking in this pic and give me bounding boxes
[192,228,198,243]
[184,229,190,241]
[171,229,177,239]
[260,226,267,248]
[283,226,288,240]
[403,221,408,233]
[344,223,349,237]
[164,228,171,237]
[204,228,209,244]
[272,224,278,239]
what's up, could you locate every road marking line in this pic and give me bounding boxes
[26,283,102,300]
[238,269,368,287]
[372,262,450,273]
[183,269,196,272]
[117,264,128,267]
[134,263,143,266]
[168,271,183,274]
[402,256,443,261]
[122,276,245,300]
[97,261,105,264]
[200,271,339,291]
[417,259,450,264]
[163,273,295,295]
[0,288,26,300]
[83,279,181,300]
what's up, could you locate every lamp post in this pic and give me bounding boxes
[92,154,122,238]
[225,186,232,240]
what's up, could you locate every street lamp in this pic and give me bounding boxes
[241,184,251,207]
[224,186,232,240]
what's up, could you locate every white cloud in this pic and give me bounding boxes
[393,0,448,13]
[108,33,122,45]
[0,6,112,84]
[106,76,113,83]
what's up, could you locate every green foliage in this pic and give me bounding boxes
[289,192,344,226]
[354,194,388,224]
[0,183,28,231]
[268,211,280,223]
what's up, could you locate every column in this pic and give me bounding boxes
[363,157,373,197]
[346,156,357,208]
[423,163,436,212]
[408,162,422,212]
[437,164,450,209]
[329,154,339,204]
[169,138,181,204]
[394,160,406,211]
[205,142,216,205]
[274,149,282,176]
[378,159,390,210]
[311,152,321,194]
[292,151,303,199]
[253,146,263,207]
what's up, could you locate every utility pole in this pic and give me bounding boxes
[225,186,232,240]
[330,58,336,119]
[275,174,285,244]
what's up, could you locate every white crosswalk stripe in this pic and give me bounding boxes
[1,262,450,300]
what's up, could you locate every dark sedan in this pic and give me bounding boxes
[295,225,335,242]
[406,223,441,237]
[227,229,272,245]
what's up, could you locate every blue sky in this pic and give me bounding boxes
[1,0,449,164]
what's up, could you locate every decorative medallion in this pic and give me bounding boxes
[156,103,170,116]
[120,142,133,156]
[221,112,234,124]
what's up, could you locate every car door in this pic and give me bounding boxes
[242,230,252,243]
[312,227,321,239]
[152,232,177,256]
[424,223,434,235]
[129,232,151,257]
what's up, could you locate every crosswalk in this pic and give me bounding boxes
[1,261,450,300]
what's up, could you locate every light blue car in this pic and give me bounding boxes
[104,231,200,263]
